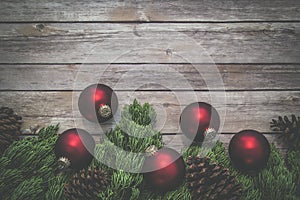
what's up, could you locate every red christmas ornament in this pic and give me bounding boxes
[229,130,270,172]
[180,102,220,142]
[78,84,118,123]
[142,146,186,193]
[54,128,95,170]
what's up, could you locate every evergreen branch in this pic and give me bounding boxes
[0,124,74,200]
[0,169,24,199]
[38,124,60,140]
[287,150,300,196]
[11,177,44,200]
[163,186,191,200]
[123,99,156,126]
[109,170,143,199]
[1,101,299,200]
[45,175,69,200]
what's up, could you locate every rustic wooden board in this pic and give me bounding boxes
[1,91,299,133]
[0,23,299,64]
[1,64,299,91]
[0,0,298,158]
[161,134,288,152]
[0,0,299,22]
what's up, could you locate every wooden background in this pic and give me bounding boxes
[0,0,299,154]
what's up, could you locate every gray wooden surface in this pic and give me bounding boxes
[0,1,299,154]
[0,0,299,22]
[0,23,299,63]
[1,64,299,90]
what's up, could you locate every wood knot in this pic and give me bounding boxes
[35,24,45,32]
[166,48,173,56]
[288,96,299,102]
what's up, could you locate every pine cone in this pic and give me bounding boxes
[64,167,109,200]
[186,156,242,200]
[270,115,300,149]
[0,107,22,154]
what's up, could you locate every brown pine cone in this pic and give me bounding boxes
[0,107,22,154]
[186,156,242,200]
[64,167,109,200]
[270,115,300,150]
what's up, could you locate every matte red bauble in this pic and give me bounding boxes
[54,128,95,170]
[180,102,220,142]
[142,146,186,193]
[229,130,270,172]
[78,84,118,123]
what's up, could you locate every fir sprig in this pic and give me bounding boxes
[287,150,300,196]
[0,124,71,200]
[126,99,156,126]
[94,99,163,199]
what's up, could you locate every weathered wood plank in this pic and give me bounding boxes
[161,134,288,152]
[1,91,299,133]
[164,134,288,155]
[1,64,299,91]
[0,23,299,64]
[0,0,299,22]
[162,134,288,156]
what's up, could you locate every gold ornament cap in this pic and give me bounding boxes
[204,128,217,140]
[98,104,112,118]
[57,157,71,170]
[145,145,158,156]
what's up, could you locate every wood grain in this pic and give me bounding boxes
[1,64,299,91]
[1,91,299,133]
[0,0,299,22]
[0,0,298,156]
[0,23,299,64]
[161,134,288,152]
[163,134,288,155]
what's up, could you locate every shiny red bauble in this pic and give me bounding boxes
[78,84,118,123]
[54,128,95,170]
[180,102,220,142]
[229,130,270,172]
[142,147,186,193]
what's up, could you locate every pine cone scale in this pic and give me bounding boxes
[186,156,242,200]
[271,114,300,150]
[64,167,109,200]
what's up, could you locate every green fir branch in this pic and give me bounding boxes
[125,99,156,126]
[0,101,299,200]
[287,150,300,196]
[0,124,73,200]
[45,175,69,200]
[11,177,44,200]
